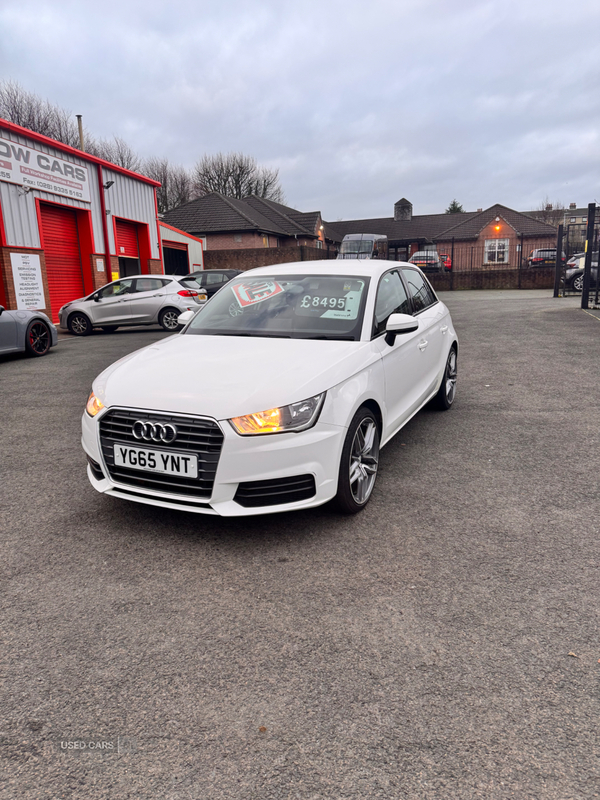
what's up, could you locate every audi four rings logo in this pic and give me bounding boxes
[132,421,178,444]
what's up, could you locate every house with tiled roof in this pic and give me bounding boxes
[162,192,332,253]
[327,198,558,268]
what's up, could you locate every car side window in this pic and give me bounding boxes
[372,270,411,337]
[98,279,134,299]
[206,273,224,285]
[401,269,437,313]
[133,278,165,293]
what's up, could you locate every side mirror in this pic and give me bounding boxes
[177,310,195,326]
[0,305,4,316]
[93,293,100,302]
[385,313,419,346]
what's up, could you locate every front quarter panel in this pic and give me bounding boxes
[321,356,386,436]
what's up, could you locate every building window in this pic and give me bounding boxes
[570,217,576,223]
[262,235,269,247]
[485,239,510,264]
[316,239,322,249]
[233,234,242,243]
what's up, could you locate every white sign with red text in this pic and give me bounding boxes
[231,281,284,308]
[0,137,91,203]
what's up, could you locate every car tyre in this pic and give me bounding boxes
[434,346,457,410]
[25,319,51,357]
[335,406,380,514]
[67,312,92,336]
[572,274,584,292]
[159,307,182,331]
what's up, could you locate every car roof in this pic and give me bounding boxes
[236,259,414,280]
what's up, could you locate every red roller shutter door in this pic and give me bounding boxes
[40,204,84,322]
[115,220,139,257]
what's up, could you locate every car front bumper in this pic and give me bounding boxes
[81,407,346,516]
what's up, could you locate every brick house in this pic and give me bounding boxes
[162,192,335,253]
[326,199,557,269]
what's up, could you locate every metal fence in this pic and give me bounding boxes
[427,237,557,291]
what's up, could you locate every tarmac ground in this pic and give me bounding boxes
[1,289,599,799]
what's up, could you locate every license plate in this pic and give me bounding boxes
[114,445,198,477]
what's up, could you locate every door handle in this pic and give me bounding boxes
[440,325,448,334]
[418,340,428,351]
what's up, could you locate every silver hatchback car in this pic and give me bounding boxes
[58,275,207,335]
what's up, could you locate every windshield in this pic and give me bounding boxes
[185,274,370,340]
[340,239,374,255]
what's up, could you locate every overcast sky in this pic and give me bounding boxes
[1,0,599,220]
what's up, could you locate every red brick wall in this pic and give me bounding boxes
[204,246,334,272]
[148,259,163,275]
[204,232,265,250]
[437,219,557,271]
[203,232,323,251]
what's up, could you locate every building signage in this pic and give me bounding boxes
[0,137,91,203]
[10,253,46,310]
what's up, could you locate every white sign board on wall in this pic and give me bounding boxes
[0,137,91,203]
[10,253,46,310]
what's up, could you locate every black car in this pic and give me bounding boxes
[180,269,242,298]
[407,251,443,273]
[525,249,566,268]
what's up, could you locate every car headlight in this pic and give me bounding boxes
[229,393,325,435]
[86,392,105,417]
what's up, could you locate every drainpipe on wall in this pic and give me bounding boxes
[97,164,112,283]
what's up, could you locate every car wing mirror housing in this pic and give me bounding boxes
[385,313,419,345]
[177,310,195,327]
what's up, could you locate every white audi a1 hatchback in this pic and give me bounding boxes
[82,261,458,516]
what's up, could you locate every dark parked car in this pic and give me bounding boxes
[525,249,566,268]
[180,269,242,298]
[407,251,442,273]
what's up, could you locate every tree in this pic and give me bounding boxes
[531,197,566,227]
[193,152,284,202]
[142,157,195,213]
[0,80,146,174]
[87,136,142,172]
[0,80,84,147]
[445,199,465,214]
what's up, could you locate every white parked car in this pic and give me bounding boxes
[82,261,458,516]
[58,275,206,335]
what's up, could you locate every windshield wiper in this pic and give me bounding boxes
[302,335,355,341]
[214,332,292,338]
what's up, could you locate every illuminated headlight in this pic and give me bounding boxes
[85,392,105,417]
[229,393,325,435]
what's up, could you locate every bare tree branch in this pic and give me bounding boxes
[193,152,284,202]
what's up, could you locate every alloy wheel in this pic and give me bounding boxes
[445,349,457,404]
[162,310,180,330]
[70,315,89,335]
[28,322,50,354]
[349,417,380,505]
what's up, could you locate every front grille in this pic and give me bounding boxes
[99,408,224,499]
[234,474,316,508]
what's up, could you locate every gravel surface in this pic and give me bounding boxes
[1,292,599,800]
